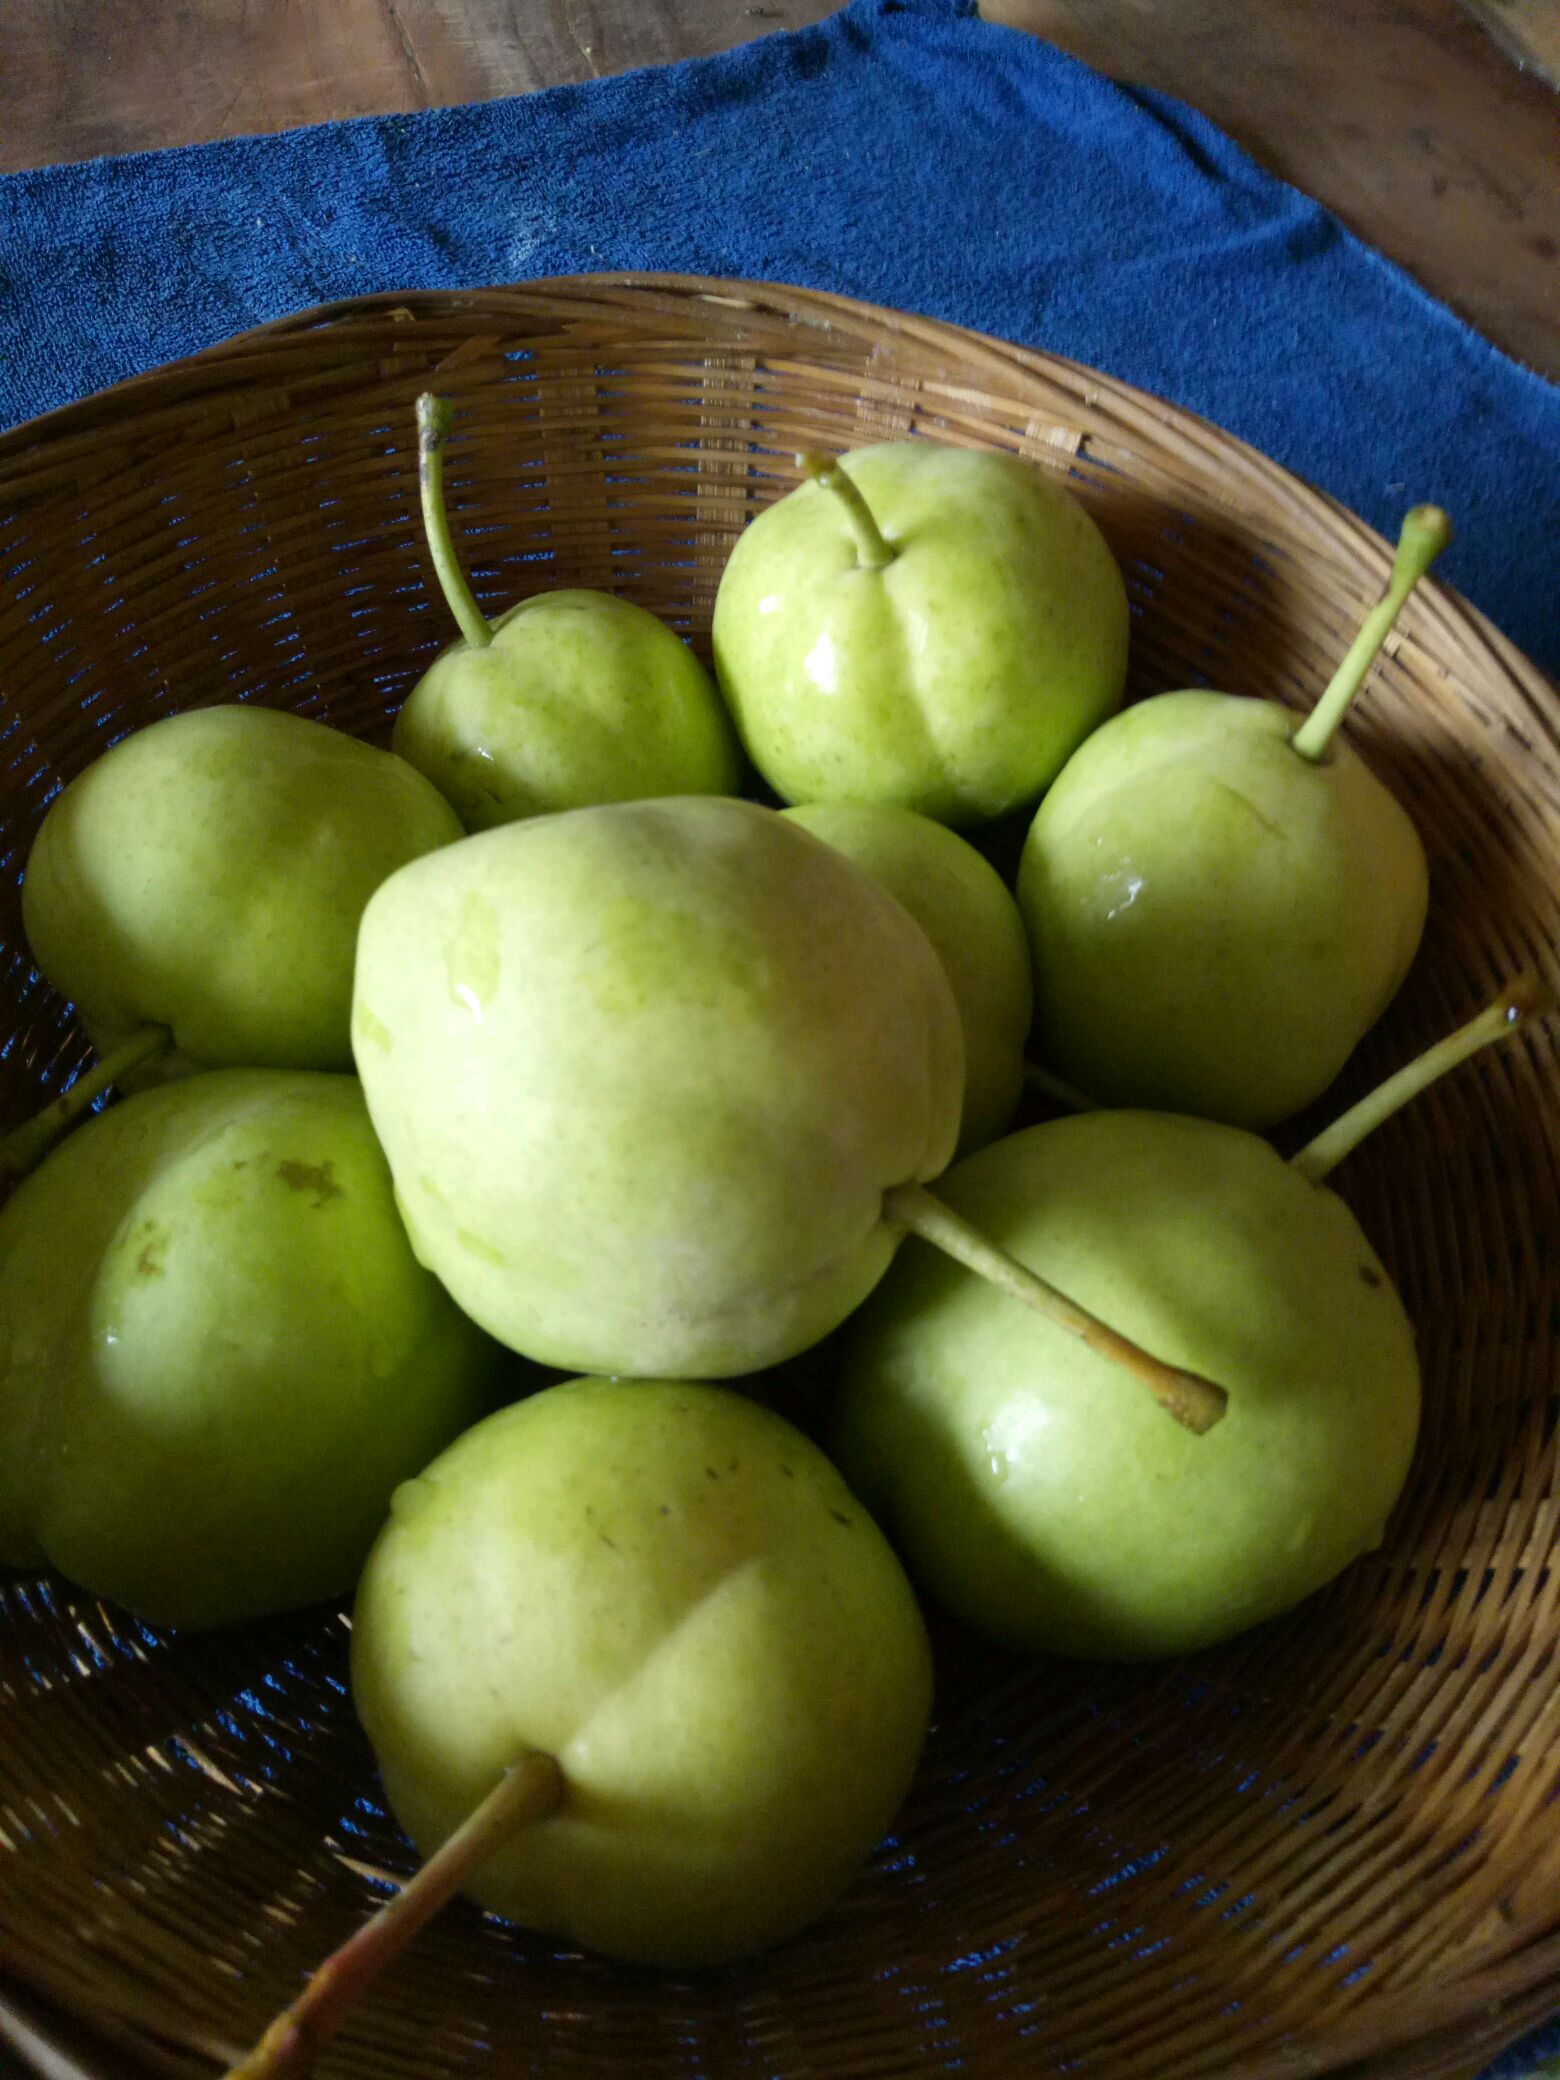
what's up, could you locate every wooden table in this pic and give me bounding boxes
[1,0,1557,377]
[0,5,1555,2077]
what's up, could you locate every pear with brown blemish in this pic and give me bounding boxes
[0,1070,495,1626]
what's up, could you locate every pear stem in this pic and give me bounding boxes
[0,1023,171,1185]
[1022,1061,1097,1114]
[882,1182,1227,1434]
[417,393,492,650]
[223,1750,565,2080]
[797,451,896,571]
[1289,506,1452,764]
[1292,973,1554,1184]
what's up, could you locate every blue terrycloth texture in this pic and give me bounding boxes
[1,6,1559,2069]
[0,0,1556,677]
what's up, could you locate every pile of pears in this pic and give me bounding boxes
[0,394,1545,2073]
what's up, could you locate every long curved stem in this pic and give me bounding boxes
[797,451,896,570]
[1292,973,1554,1184]
[1289,506,1451,763]
[417,394,493,650]
[224,1750,564,2080]
[882,1182,1227,1434]
[0,1023,171,1185]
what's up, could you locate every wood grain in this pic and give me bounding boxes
[1458,0,1560,86]
[0,0,1554,374]
[0,0,840,164]
[990,0,1560,377]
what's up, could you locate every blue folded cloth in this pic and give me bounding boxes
[1,4,1557,2071]
[0,0,1556,679]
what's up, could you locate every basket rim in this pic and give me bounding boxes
[0,270,1554,730]
[1,268,1557,2080]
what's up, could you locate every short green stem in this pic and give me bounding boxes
[1290,505,1452,763]
[417,393,493,651]
[882,1182,1227,1434]
[1292,972,1553,1183]
[223,1750,564,2080]
[0,1024,172,1185]
[798,451,896,571]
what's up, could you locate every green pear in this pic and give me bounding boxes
[0,1069,496,1626]
[782,802,1032,1154]
[349,1378,932,1967]
[351,795,1223,1431]
[832,979,1545,1660]
[1019,508,1449,1128]
[21,705,461,1080]
[391,396,742,829]
[712,444,1129,828]
[352,795,962,1379]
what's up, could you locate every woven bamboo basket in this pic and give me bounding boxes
[1,275,1558,2080]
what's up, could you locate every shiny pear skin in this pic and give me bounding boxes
[713,444,1129,827]
[833,1111,1421,1659]
[351,1378,933,1966]
[393,590,742,830]
[0,1070,495,1626]
[22,706,462,1076]
[1019,690,1428,1127]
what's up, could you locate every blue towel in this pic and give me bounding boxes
[1,5,1558,2070]
[0,0,1556,679]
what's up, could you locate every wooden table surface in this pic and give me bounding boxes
[0,5,1555,2078]
[1,0,1557,378]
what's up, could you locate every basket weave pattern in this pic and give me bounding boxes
[0,277,1557,2080]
